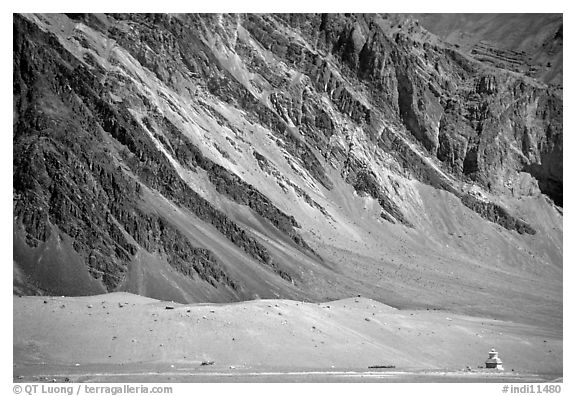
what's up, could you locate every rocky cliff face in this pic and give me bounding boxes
[13,14,562,326]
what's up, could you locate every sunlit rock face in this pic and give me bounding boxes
[13,14,562,328]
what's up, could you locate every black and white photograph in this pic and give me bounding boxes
[10,4,566,390]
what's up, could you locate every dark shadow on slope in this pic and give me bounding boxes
[523,161,563,207]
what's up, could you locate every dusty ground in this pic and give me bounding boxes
[13,292,562,382]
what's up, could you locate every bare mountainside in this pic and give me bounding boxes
[409,14,563,85]
[13,14,562,332]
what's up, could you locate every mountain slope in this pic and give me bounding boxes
[408,13,563,85]
[13,13,562,329]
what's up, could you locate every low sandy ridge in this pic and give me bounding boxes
[14,292,561,381]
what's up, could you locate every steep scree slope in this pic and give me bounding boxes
[13,14,562,327]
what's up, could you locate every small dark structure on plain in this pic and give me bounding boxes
[485,348,504,370]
